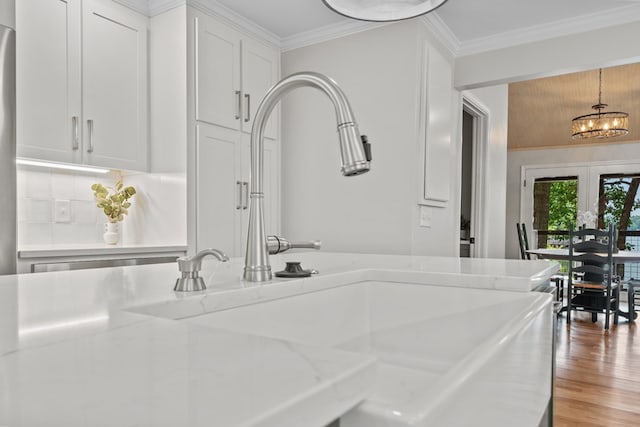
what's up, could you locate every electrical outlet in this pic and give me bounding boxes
[54,199,71,223]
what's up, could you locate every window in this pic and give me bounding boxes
[522,162,640,280]
[598,173,640,279]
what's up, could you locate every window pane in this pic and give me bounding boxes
[533,176,578,249]
[598,173,640,280]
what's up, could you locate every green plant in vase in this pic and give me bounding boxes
[91,180,136,244]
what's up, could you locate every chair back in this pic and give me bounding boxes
[516,223,531,260]
[568,223,616,286]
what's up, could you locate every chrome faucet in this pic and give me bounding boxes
[175,248,229,292]
[243,72,371,282]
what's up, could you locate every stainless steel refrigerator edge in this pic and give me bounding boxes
[0,3,16,275]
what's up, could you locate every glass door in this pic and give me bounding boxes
[532,176,578,249]
[521,165,589,249]
[597,173,640,279]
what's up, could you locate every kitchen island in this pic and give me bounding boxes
[0,253,558,426]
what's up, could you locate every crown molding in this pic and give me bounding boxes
[113,0,185,16]
[420,13,460,56]
[281,20,387,52]
[148,0,185,16]
[188,0,281,47]
[455,3,640,56]
[115,1,640,56]
[112,0,150,15]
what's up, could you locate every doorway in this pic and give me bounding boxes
[460,96,489,258]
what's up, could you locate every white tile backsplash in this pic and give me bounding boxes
[71,200,98,224]
[25,171,52,198]
[74,174,99,201]
[17,168,187,247]
[26,199,52,223]
[51,173,76,199]
[52,223,103,245]
[19,222,53,245]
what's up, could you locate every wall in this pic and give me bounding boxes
[506,142,640,259]
[17,168,186,247]
[455,21,640,89]
[281,21,460,256]
[453,19,640,259]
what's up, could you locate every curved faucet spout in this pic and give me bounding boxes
[243,72,371,282]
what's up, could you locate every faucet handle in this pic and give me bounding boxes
[361,135,372,161]
[175,248,229,292]
[267,236,321,255]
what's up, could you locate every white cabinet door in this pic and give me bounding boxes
[241,38,279,139]
[240,135,280,244]
[196,124,244,256]
[17,0,148,171]
[83,0,148,171]
[193,12,279,137]
[194,14,241,131]
[16,0,81,163]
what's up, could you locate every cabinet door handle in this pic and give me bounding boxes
[235,90,241,120]
[236,181,242,210]
[243,182,249,209]
[87,119,94,153]
[244,93,250,123]
[72,116,79,150]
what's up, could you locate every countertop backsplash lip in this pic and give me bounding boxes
[17,242,188,258]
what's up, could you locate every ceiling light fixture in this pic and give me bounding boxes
[571,68,629,140]
[322,0,449,22]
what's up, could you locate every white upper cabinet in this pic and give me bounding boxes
[194,12,279,139]
[17,0,81,164]
[241,37,279,139]
[17,0,148,171]
[194,17,240,131]
[82,0,148,170]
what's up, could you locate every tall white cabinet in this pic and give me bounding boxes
[191,8,280,256]
[17,0,148,171]
[155,7,280,256]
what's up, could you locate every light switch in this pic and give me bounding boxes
[419,205,431,228]
[54,199,71,223]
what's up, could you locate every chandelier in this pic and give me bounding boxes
[571,68,629,139]
[322,0,449,22]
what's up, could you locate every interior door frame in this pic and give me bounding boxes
[461,94,489,258]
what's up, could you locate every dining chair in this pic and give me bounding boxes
[516,223,531,260]
[626,279,640,322]
[517,223,565,304]
[567,223,620,329]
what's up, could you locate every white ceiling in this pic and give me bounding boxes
[210,0,640,52]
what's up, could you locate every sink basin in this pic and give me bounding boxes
[183,281,553,426]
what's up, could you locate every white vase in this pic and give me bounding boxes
[103,222,120,245]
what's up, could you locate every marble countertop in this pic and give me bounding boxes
[0,252,558,426]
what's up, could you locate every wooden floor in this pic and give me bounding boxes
[554,307,640,426]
